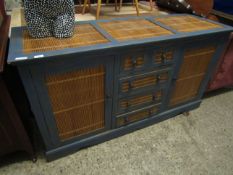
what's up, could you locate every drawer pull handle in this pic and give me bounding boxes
[129,82,133,89]
[152,95,157,101]
[161,53,166,63]
[149,109,153,116]
[157,75,162,82]
[132,60,137,67]
[126,101,130,107]
[124,117,129,123]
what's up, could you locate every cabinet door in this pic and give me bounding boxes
[169,44,217,107]
[29,56,113,146]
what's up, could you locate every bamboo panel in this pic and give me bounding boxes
[23,24,109,54]
[154,50,173,64]
[178,47,215,79]
[98,19,173,41]
[123,56,144,70]
[156,16,222,33]
[170,75,204,106]
[121,76,157,92]
[45,66,105,140]
[120,94,153,109]
[116,106,159,127]
[158,72,169,82]
[170,46,216,106]
[120,90,162,109]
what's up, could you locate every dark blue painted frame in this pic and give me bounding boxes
[19,55,114,149]
[164,34,230,110]
[7,14,233,64]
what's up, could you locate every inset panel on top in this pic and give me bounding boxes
[23,24,109,54]
[98,19,173,41]
[156,16,222,33]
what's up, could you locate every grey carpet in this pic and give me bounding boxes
[1,89,233,175]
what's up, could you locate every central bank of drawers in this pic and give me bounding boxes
[115,48,174,127]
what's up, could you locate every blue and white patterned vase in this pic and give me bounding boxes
[24,0,75,38]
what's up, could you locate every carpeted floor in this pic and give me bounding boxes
[0,89,233,175]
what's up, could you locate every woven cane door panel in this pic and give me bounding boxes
[170,46,216,106]
[45,66,105,141]
[156,16,222,33]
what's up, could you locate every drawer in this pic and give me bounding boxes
[153,49,174,66]
[119,68,171,96]
[120,52,148,75]
[116,104,160,127]
[117,89,164,114]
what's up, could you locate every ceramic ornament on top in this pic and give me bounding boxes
[23,0,75,38]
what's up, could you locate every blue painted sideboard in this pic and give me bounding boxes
[7,14,232,161]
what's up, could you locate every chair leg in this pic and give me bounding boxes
[132,0,135,7]
[96,0,102,19]
[82,0,88,14]
[119,0,122,11]
[115,0,118,11]
[149,0,153,11]
[88,0,91,9]
[134,0,140,16]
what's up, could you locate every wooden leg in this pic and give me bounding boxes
[88,0,91,9]
[183,112,190,116]
[96,0,102,20]
[82,0,88,14]
[106,0,109,4]
[134,0,140,16]
[149,0,153,11]
[119,0,122,11]
[115,0,118,11]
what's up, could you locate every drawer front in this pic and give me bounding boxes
[116,104,160,127]
[153,48,174,66]
[120,52,148,75]
[117,89,164,114]
[119,68,171,96]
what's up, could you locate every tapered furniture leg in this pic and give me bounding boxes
[88,0,91,9]
[134,0,140,16]
[183,112,190,116]
[82,0,88,14]
[115,0,118,11]
[119,0,123,11]
[96,0,102,19]
[149,0,153,11]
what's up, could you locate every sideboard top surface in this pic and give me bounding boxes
[156,16,222,33]
[7,14,233,64]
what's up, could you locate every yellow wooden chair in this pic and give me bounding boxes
[82,0,119,19]
[118,0,154,13]
[82,0,152,19]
